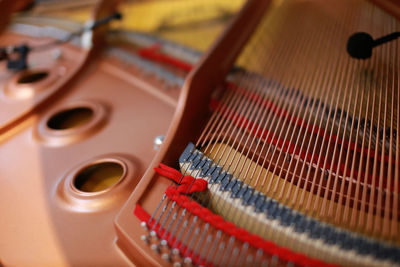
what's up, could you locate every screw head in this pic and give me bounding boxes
[154,135,165,150]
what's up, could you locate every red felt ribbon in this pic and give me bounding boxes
[138,164,341,267]
[154,163,208,194]
[134,204,213,267]
[138,43,395,168]
[138,44,193,72]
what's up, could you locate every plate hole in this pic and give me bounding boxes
[47,107,94,130]
[18,71,48,84]
[74,162,124,192]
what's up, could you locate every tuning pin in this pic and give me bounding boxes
[172,248,180,255]
[150,230,158,239]
[183,257,192,266]
[160,239,168,247]
[140,235,149,244]
[150,244,160,253]
[161,253,171,262]
[140,221,148,230]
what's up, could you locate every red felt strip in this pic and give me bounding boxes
[144,164,340,267]
[224,82,395,166]
[164,186,339,267]
[210,97,398,194]
[155,163,208,194]
[137,43,394,167]
[134,191,339,266]
[134,204,213,267]
[137,44,193,72]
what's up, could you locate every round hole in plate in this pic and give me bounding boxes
[73,162,124,193]
[17,71,48,84]
[47,107,94,130]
